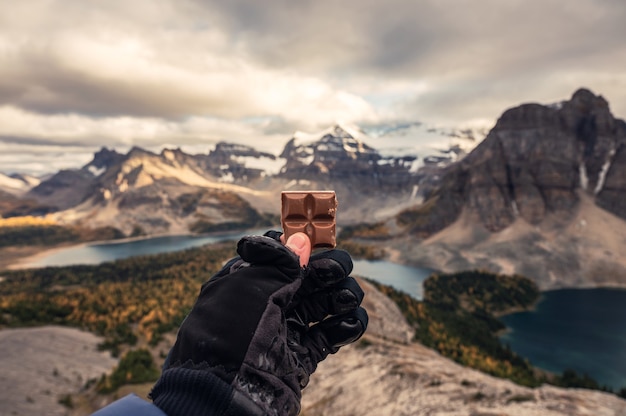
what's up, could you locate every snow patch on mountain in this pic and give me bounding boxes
[292,123,366,147]
[363,121,485,164]
[88,165,106,177]
[0,173,28,191]
[0,173,39,194]
[594,148,615,194]
[233,155,285,175]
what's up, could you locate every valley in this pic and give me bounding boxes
[2,89,626,415]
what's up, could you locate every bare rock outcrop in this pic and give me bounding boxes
[400,88,626,235]
[0,326,118,416]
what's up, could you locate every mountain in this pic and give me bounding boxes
[39,146,280,235]
[361,121,482,165]
[0,173,53,217]
[399,88,626,233]
[9,90,626,289]
[277,124,436,220]
[280,125,420,189]
[0,172,40,195]
[11,124,457,234]
[394,88,626,289]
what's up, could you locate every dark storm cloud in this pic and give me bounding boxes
[3,0,626,119]
[182,0,626,127]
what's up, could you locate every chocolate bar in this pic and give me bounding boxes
[281,191,337,248]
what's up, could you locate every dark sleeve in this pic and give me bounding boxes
[151,367,265,416]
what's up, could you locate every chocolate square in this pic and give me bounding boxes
[281,191,337,248]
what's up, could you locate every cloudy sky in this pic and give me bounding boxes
[1,0,625,175]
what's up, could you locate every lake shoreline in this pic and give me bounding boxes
[5,233,626,294]
[1,229,261,271]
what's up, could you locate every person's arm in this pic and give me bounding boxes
[93,232,367,415]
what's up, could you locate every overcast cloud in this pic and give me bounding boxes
[1,0,625,174]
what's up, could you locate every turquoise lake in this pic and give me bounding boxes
[16,233,626,390]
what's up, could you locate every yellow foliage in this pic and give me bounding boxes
[0,216,57,227]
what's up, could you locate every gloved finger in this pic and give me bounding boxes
[263,229,283,241]
[297,307,368,373]
[294,249,354,307]
[309,249,353,279]
[300,249,353,296]
[211,229,285,280]
[289,277,365,325]
[237,235,300,274]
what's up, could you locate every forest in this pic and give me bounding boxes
[0,222,126,248]
[0,241,237,355]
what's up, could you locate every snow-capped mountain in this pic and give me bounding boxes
[361,121,486,165]
[4,122,466,234]
[0,172,41,195]
[280,124,420,180]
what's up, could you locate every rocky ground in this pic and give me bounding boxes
[0,326,118,416]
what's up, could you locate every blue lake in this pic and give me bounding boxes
[22,229,265,269]
[500,288,626,390]
[22,231,433,300]
[15,233,626,390]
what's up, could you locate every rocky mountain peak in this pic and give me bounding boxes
[279,124,420,194]
[210,141,275,160]
[399,88,626,235]
[201,141,281,183]
[160,147,187,161]
[569,87,610,111]
[126,146,156,159]
[317,124,378,159]
[284,124,375,157]
[83,147,125,177]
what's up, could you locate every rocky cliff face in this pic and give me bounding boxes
[394,89,626,289]
[400,89,626,235]
[203,142,280,183]
[75,146,277,234]
[27,169,97,211]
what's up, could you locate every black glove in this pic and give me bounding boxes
[151,232,368,416]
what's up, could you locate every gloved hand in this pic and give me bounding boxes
[150,231,368,416]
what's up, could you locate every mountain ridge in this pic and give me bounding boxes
[3,89,626,289]
[2,122,453,235]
